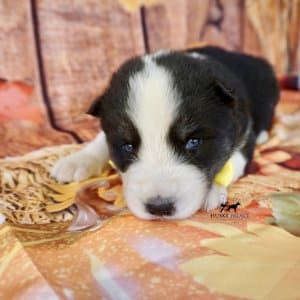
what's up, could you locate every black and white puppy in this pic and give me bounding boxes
[51,46,279,220]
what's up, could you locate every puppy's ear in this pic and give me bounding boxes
[87,96,103,118]
[214,80,236,108]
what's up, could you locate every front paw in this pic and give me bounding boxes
[51,152,103,183]
[203,184,227,211]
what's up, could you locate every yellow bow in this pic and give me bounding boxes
[214,160,233,187]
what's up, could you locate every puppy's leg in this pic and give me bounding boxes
[204,151,248,211]
[51,132,109,182]
[230,151,248,182]
[204,184,228,211]
[256,130,269,145]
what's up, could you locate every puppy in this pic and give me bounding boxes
[51,46,279,220]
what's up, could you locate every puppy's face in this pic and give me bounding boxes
[89,52,240,219]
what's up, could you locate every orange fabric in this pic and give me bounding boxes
[0,91,300,299]
[0,80,41,124]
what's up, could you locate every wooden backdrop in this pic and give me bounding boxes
[0,0,299,157]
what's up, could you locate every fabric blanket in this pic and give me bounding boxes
[0,90,299,299]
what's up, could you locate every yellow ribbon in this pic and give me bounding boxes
[214,160,233,187]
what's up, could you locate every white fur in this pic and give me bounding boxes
[204,150,247,211]
[204,184,227,211]
[186,52,207,60]
[0,213,6,224]
[231,150,247,182]
[123,56,208,219]
[51,132,109,182]
[151,50,170,58]
[256,130,269,145]
[238,120,252,149]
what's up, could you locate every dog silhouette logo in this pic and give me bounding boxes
[220,201,241,213]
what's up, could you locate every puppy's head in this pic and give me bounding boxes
[89,51,244,219]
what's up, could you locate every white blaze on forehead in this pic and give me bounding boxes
[186,52,207,60]
[151,50,170,58]
[123,55,209,220]
[127,56,179,165]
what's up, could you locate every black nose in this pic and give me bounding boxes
[145,197,175,216]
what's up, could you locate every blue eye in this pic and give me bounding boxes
[122,143,134,154]
[185,138,202,151]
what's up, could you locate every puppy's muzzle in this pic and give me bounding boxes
[145,197,175,216]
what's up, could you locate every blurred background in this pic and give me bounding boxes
[0,0,299,158]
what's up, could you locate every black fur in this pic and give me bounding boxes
[88,46,279,178]
[88,57,144,171]
[187,46,280,164]
[188,47,280,135]
[155,52,251,181]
